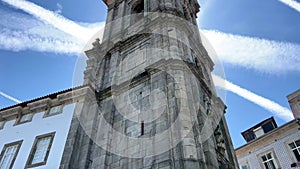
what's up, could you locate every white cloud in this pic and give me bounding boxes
[0,28,82,54]
[0,10,84,54]
[0,4,106,54]
[0,0,297,122]
[278,0,300,12]
[202,30,300,74]
[3,0,300,74]
[2,0,95,42]
[212,74,294,122]
[0,91,22,103]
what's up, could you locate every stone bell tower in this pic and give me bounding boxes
[60,0,238,168]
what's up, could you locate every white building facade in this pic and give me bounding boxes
[236,120,300,169]
[0,86,92,169]
[236,89,300,169]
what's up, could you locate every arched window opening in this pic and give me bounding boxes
[131,0,144,23]
[132,0,144,14]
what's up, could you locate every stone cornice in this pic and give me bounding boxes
[287,89,300,102]
[95,58,213,102]
[0,85,95,121]
[0,106,22,120]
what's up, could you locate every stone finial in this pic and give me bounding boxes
[92,38,101,48]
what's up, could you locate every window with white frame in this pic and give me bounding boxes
[17,113,33,124]
[260,152,278,169]
[44,105,62,117]
[289,139,300,162]
[49,106,61,115]
[26,132,55,168]
[0,140,22,169]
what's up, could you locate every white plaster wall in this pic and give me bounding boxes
[0,103,75,169]
[238,130,300,169]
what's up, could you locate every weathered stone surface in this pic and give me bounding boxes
[60,0,238,168]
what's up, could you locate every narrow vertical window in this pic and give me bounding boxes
[0,140,22,169]
[113,6,119,20]
[141,121,144,136]
[26,132,55,168]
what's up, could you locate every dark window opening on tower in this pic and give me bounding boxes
[190,13,196,25]
[141,121,144,136]
[113,6,119,20]
[132,0,144,14]
[131,0,144,23]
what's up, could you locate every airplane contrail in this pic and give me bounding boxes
[1,0,93,42]
[0,91,22,104]
[1,0,295,122]
[212,74,294,122]
[278,0,300,12]
[202,30,300,74]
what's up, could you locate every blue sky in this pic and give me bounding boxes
[0,0,300,148]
